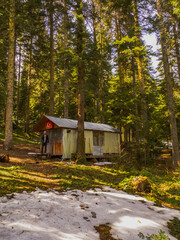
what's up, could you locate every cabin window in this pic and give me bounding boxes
[67,130,71,133]
[93,132,104,146]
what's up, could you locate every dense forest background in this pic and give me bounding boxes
[0,0,180,167]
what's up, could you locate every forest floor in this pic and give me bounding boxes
[0,142,180,239]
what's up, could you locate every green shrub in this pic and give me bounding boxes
[138,230,170,240]
[167,217,180,239]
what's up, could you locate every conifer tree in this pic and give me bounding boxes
[49,0,55,116]
[63,0,69,118]
[156,0,179,168]
[4,0,15,150]
[132,0,149,161]
[76,0,86,162]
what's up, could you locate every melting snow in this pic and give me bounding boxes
[0,187,179,240]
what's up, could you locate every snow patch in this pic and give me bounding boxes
[0,187,179,240]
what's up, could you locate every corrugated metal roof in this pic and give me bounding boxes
[45,115,120,133]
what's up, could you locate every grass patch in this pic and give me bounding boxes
[116,166,180,210]
[0,164,58,196]
[51,162,126,191]
[0,127,40,145]
[0,161,126,196]
[0,132,179,210]
[94,224,117,240]
[138,230,170,239]
[0,160,179,210]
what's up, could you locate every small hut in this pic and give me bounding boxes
[34,115,121,159]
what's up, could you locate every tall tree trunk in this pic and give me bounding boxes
[4,0,15,150]
[132,57,140,144]
[92,0,98,118]
[64,70,69,118]
[132,0,148,159]
[91,0,102,120]
[16,44,21,128]
[156,0,179,168]
[172,20,180,81]
[49,0,54,116]
[76,0,86,161]
[25,39,32,134]
[114,10,124,85]
[92,0,97,46]
[98,2,104,122]
[169,3,180,81]
[63,0,69,118]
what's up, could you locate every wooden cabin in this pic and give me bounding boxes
[34,115,121,159]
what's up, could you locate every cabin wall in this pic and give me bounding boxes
[63,130,93,158]
[85,131,93,154]
[104,132,120,154]
[44,128,120,158]
[46,129,63,154]
[63,129,77,158]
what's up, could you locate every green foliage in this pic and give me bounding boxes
[94,224,116,240]
[138,230,170,240]
[117,176,135,192]
[171,0,180,17]
[0,0,180,172]
[111,153,136,171]
[116,166,180,209]
[167,217,180,239]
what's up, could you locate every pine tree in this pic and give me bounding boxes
[63,0,69,118]
[4,0,15,150]
[49,0,55,116]
[156,0,179,168]
[76,0,86,162]
[132,0,149,162]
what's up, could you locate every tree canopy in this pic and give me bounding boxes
[0,0,179,167]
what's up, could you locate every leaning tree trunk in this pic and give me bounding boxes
[156,0,179,168]
[4,0,15,150]
[76,0,86,162]
[49,0,55,116]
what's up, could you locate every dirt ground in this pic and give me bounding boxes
[0,143,173,168]
[0,143,61,177]
[0,143,40,163]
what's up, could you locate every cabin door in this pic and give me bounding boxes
[93,132,104,156]
[48,128,63,155]
[52,141,63,155]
